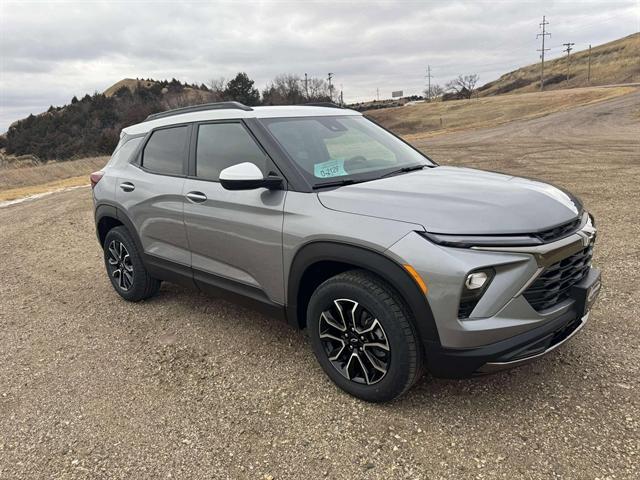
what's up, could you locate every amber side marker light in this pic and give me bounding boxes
[403,264,428,295]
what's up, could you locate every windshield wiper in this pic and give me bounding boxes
[379,164,427,179]
[312,178,359,189]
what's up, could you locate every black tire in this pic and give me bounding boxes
[308,269,423,402]
[103,226,161,302]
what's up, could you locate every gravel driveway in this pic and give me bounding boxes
[1,91,638,479]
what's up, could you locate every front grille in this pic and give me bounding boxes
[523,244,593,311]
[536,217,582,243]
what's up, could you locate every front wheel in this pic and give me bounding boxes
[308,270,423,402]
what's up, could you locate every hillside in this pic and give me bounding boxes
[478,33,639,96]
[366,86,636,139]
[3,78,219,161]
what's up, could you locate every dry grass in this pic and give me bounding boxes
[367,86,634,140]
[0,176,90,202]
[0,156,108,192]
[479,32,640,96]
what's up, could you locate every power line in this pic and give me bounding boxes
[563,42,575,85]
[537,15,551,91]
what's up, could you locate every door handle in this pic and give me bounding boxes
[186,191,207,203]
[119,182,135,192]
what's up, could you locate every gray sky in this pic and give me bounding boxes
[1,0,638,132]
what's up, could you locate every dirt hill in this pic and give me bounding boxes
[478,33,639,96]
[366,85,635,139]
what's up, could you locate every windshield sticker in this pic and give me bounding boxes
[314,159,348,178]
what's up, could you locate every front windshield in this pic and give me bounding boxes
[261,116,434,186]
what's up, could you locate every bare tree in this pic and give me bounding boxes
[424,84,444,100]
[208,77,226,101]
[445,74,479,100]
[306,77,331,102]
[262,74,331,105]
[262,74,305,105]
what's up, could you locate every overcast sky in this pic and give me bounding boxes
[0,0,638,132]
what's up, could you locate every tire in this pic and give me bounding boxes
[308,269,423,402]
[103,226,161,302]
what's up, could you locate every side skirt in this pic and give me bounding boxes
[142,253,287,322]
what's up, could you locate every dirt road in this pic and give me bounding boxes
[1,91,638,479]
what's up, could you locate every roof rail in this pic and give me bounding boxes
[144,101,253,122]
[303,102,343,108]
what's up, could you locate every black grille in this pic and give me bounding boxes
[536,217,582,243]
[523,244,593,311]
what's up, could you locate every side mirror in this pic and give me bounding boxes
[219,162,283,191]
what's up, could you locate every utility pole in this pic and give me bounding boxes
[376,88,379,101]
[587,44,592,85]
[340,85,344,106]
[563,42,575,85]
[327,73,334,102]
[304,73,309,99]
[537,15,551,91]
[425,65,433,101]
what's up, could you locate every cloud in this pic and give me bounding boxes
[1,0,638,131]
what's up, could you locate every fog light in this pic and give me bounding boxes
[465,271,488,290]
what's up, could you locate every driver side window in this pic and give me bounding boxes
[196,123,268,181]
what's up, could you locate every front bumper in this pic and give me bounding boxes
[425,309,589,378]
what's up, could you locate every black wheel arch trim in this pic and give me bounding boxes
[287,241,441,345]
[95,202,144,254]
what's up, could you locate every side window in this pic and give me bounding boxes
[107,137,142,167]
[196,123,268,181]
[142,126,188,175]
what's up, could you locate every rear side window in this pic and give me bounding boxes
[196,123,268,181]
[142,126,188,175]
[107,137,142,167]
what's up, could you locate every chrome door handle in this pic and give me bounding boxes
[186,191,207,203]
[119,182,135,192]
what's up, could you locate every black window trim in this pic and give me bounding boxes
[134,122,193,178]
[186,118,288,187]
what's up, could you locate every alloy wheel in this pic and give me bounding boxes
[107,240,134,291]
[319,298,390,385]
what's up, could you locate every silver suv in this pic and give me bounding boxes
[92,101,601,402]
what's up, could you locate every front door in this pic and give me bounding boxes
[182,121,286,304]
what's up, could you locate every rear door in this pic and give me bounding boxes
[182,121,286,304]
[116,124,191,266]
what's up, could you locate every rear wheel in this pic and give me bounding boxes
[308,270,423,402]
[103,226,160,301]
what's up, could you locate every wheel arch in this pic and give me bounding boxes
[95,203,143,253]
[286,241,441,346]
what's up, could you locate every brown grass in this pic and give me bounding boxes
[0,175,91,202]
[0,156,108,201]
[479,32,640,96]
[366,86,635,140]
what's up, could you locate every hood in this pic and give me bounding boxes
[317,166,582,235]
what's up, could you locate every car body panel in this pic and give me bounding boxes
[318,166,582,234]
[115,164,190,265]
[182,178,287,304]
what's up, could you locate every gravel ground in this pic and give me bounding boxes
[1,91,638,479]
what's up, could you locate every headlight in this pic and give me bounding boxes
[458,268,495,318]
[420,232,542,248]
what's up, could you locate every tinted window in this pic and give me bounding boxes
[142,126,188,175]
[196,123,267,181]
